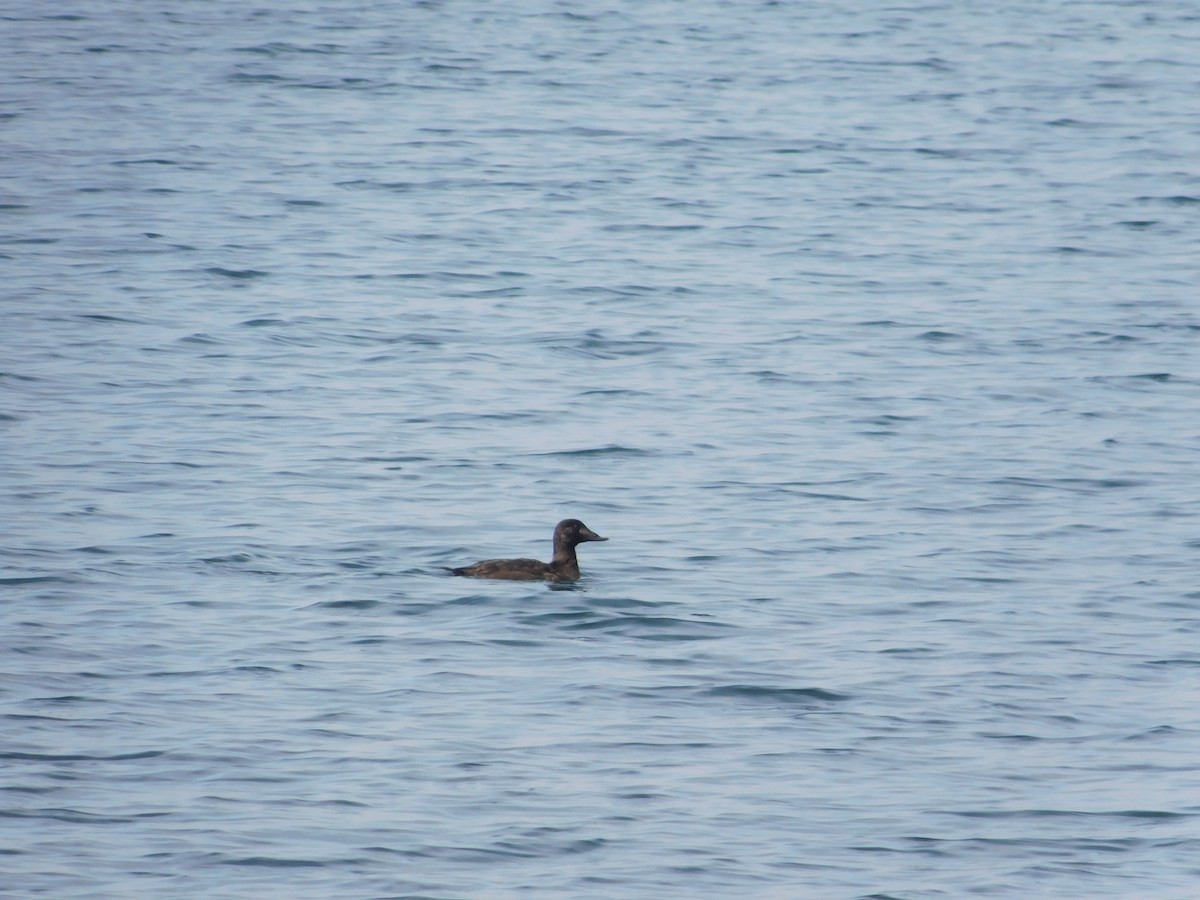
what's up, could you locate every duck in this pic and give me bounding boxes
[449,519,608,581]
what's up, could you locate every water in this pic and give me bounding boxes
[4,1,1200,896]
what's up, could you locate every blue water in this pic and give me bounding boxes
[4,1,1200,896]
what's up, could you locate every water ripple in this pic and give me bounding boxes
[5,0,1200,896]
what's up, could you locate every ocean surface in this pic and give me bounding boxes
[4,1,1200,897]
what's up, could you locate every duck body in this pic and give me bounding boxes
[450,519,607,582]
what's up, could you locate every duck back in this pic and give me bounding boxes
[450,558,557,581]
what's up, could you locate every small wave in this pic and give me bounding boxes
[532,444,657,458]
[540,331,693,360]
[310,599,384,610]
[235,42,344,56]
[951,808,1193,820]
[204,267,270,280]
[992,476,1146,493]
[76,313,140,324]
[1,750,163,762]
[600,223,704,232]
[0,808,166,824]
[221,856,327,868]
[200,553,256,564]
[1089,372,1174,385]
[178,332,221,345]
[1144,659,1200,668]
[0,575,78,587]
[703,685,851,703]
[562,615,734,640]
[228,72,288,84]
[1141,195,1200,206]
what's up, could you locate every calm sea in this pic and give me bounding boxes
[4,1,1200,897]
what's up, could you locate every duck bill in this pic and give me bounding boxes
[580,527,608,542]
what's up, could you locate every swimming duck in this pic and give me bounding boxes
[449,519,608,581]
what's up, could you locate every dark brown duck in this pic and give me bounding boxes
[449,519,608,581]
